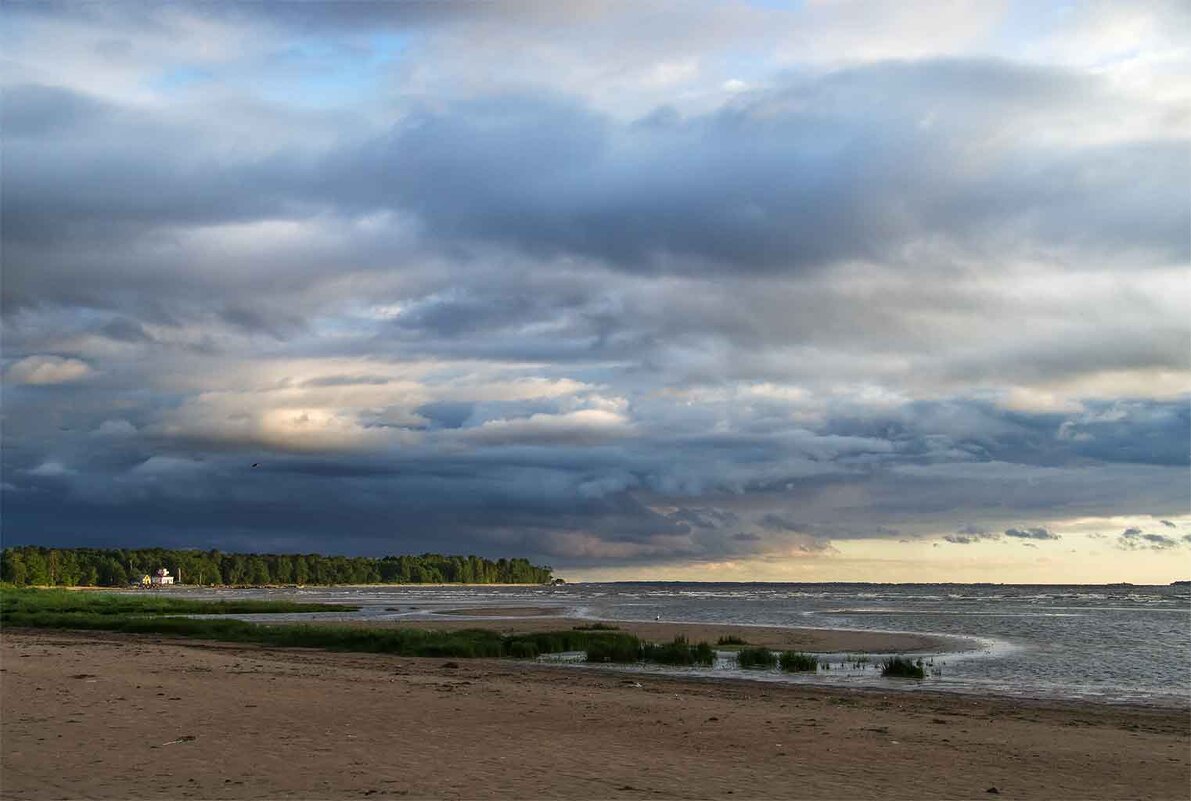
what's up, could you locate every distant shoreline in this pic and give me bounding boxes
[52,582,556,591]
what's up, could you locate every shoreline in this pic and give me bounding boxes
[3,629,1187,800]
[359,613,968,654]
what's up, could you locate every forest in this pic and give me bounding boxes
[0,546,554,587]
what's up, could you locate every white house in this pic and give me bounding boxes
[150,568,175,586]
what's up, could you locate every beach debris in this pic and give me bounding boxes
[161,735,197,746]
[441,662,460,669]
[986,788,999,794]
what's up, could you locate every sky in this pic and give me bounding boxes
[2,0,1189,583]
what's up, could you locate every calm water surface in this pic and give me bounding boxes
[175,582,1191,708]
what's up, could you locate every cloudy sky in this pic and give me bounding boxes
[2,0,1189,582]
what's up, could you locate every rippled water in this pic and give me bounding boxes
[176,582,1191,708]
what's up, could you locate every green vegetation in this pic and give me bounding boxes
[716,635,748,645]
[736,646,778,669]
[0,546,553,587]
[1,588,642,661]
[5,613,513,657]
[0,589,756,673]
[641,636,716,666]
[779,651,819,672]
[880,656,926,678]
[584,636,646,663]
[0,587,351,616]
[503,630,642,660]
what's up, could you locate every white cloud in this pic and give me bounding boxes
[461,409,632,446]
[6,355,93,385]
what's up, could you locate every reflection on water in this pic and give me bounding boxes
[169,582,1191,708]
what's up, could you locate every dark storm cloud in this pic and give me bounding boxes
[328,64,1186,276]
[943,525,1003,544]
[1003,527,1060,541]
[6,59,1187,318]
[823,400,1190,468]
[2,1,1188,571]
[1116,528,1183,551]
[666,507,740,530]
[1056,402,1191,466]
[0,83,107,137]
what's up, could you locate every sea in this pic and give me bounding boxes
[175,582,1191,708]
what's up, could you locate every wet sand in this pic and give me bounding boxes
[2,629,1187,800]
[435,606,565,618]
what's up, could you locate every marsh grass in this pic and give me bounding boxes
[584,637,645,663]
[571,623,620,631]
[880,656,926,679]
[641,636,716,666]
[505,630,640,659]
[2,587,644,661]
[0,587,350,616]
[736,646,778,670]
[716,635,748,646]
[779,651,819,672]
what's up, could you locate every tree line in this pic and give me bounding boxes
[0,547,554,587]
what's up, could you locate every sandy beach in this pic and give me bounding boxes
[2,628,1187,800]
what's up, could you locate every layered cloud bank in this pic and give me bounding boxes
[2,1,1189,581]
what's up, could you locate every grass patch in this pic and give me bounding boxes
[641,636,716,666]
[779,651,819,672]
[571,623,620,631]
[2,611,507,657]
[880,656,926,679]
[3,608,645,661]
[504,630,640,659]
[1,587,645,662]
[736,646,778,670]
[0,587,352,616]
[716,635,748,646]
[584,637,645,663]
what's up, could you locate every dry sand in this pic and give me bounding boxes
[2,629,1187,800]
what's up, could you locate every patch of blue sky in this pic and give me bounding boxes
[369,32,410,65]
[253,33,410,109]
[151,65,216,93]
[308,313,382,343]
[985,2,1078,60]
